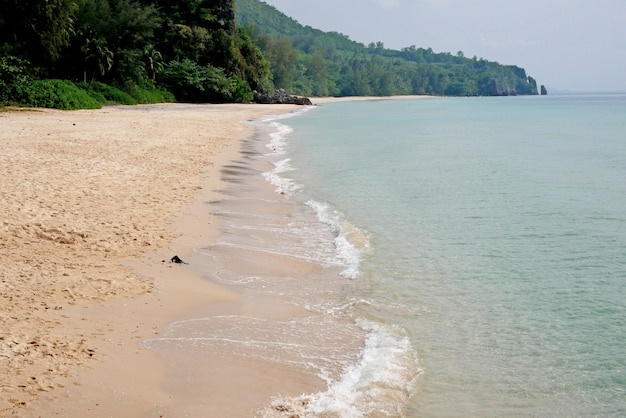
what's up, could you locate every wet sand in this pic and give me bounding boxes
[1,96,431,417]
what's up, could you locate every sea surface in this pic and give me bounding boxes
[152,94,626,417]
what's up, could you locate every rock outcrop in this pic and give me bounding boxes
[254,89,313,105]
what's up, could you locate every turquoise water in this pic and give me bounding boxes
[146,95,626,416]
[276,95,626,416]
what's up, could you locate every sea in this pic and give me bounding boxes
[151,94,626,417]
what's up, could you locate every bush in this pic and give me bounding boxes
[2,57,174,108]
[16,79,101,110]
[90,82,137,105]
[227,76,253,102]
[125,83,175,104]
[0,56,33,106]
[77,81,175,105]
[74,82,108,103]
[159,59,250,103]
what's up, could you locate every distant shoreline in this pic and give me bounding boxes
[311,94,437,104]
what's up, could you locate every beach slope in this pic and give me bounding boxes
[0,103,298,416]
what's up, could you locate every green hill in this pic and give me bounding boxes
[1,0,540,109]
[236,0,540,97]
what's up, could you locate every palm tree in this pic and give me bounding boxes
[81,36,114,82]
[143,45,164,81]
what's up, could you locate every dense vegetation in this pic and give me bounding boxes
[0,0,271,108]
[236,0,541,97]
[1,0,541,109]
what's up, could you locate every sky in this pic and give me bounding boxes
[260,0,626,92]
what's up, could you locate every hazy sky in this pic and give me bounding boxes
[261,0,626,92]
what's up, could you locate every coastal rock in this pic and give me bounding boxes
[483,79,517,96]
[254,89,313,105]
[170,255,185,264]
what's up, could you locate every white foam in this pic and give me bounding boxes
[266,122,293,156]
[261,120,303,194]
[257,110,370,277]
[262,157,302,195]
[261,107,315,156]
[259,106,314,124]
[307,200,370,279]
[273,158,294,174]
[264,319,422,417]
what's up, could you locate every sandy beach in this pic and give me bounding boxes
[0,102,313,417]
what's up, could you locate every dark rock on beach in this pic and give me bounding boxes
[254,89,312,105]
[168,255,187,264]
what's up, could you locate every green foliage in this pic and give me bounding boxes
[67,0,161,85]
[81,36,115,82]
[158,59,252,103]
[0,0,79,65]
[0,56,34,106]
[159,59,228,102]
[235,27,273,92]
[236,0,539,97]
[255,35,299,92]
[125,83,176,103]
[227,75,254,102]
[143,44,165,80]
[16,79,102,110]
[76,81,137,104]
[74,80,174,104]
[0,0,539,109]
[0,0,264,106]
[74,81,108,102]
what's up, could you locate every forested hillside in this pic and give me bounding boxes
[0,0,272,107]
[1,0,541,109]
[236,0,541,97]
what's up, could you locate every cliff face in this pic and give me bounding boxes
[480,76,538,96]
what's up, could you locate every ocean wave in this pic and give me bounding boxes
[262,157,302,194]
[261,319,422,418]
[259,117,370,278]
[306,200,370,279]
[266,122,292,155]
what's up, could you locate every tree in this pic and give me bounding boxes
[143,44,164,80]
[0,0,80,66]
[235,27,272,91]
[258,35,298,90]
[235,0,541,97]
[82,36,114,82]
[0,56,33,105]
[159,58,235,102]
[304,51,329,96]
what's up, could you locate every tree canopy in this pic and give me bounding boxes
[1,0,539,109]
[236,0,539,97]
[0,0,272,106]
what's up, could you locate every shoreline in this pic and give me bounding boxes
[0,103,299,417]
[1,96,429,417]
[312,94,436,104]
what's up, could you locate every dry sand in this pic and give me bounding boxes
[0,103,307,417]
